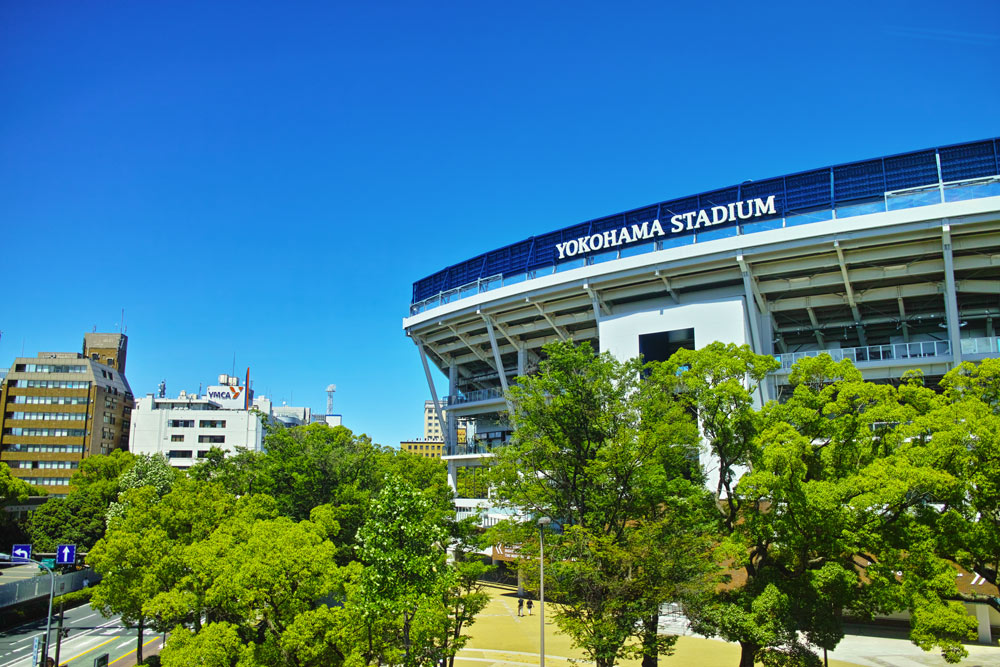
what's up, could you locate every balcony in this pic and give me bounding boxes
[447,387,505,407]
[774,337,999,372]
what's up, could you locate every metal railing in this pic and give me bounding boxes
[447,388,504,406]
[410,175,1000,316]
[775,337,1000,371]
[775,340,951,370]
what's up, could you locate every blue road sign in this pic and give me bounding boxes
[11,544,31,562]
[56,544,76,565]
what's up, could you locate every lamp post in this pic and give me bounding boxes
[537,517,551,667]
[1,552,55,667]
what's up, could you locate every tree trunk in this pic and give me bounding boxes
[137,617,145,665]
[738,641,758,667]
[641,612,659,667]
[403,610,411,662]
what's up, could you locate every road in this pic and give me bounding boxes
[0,565,46,585]
[0,602,164,667]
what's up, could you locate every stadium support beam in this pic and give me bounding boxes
[941,225,963,367]
[487,315,524,355]
[480,312,510,395]
[806,307,826,347]
[415,336,449,454]
[448,325,497,371]
[654,270,681,303]
[583,284,610,325]
[834,241,867,346]
[736,255,764,355]
[959,279,1000,294]
[770,281,942,312]
[529,300,570,341]
[897,297,910,343]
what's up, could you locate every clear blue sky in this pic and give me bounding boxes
[2,1,998,448]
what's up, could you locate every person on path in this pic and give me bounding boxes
[526,599,533,616]
[518,598,524,617]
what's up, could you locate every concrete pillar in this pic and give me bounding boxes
[976,603,992,644]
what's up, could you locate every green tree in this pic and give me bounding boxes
[89,486,175,665]
[164,515,355,667]
[0,462,40,546]
[1,461,38,505]
[913,359,1000,591]
[656,347,976,666]
[28,450,133,550]
[489,341,715,667]
[353,474,486,667]
[105,453,178,522]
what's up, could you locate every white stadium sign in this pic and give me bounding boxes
[555,195,777,260]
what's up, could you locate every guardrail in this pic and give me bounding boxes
[0,568,99,608]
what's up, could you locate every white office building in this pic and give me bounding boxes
[129,390,265,468]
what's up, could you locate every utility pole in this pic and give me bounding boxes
[54,601,66,667]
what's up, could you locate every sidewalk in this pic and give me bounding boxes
[461,586,1000,667]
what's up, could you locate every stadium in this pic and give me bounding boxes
[402,138,1000,525]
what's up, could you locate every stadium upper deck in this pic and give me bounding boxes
[411,138,1000,312]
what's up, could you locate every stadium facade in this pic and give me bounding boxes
[402,138,1000,525]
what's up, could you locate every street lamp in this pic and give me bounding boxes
[537,517,551,667]
[1,552,55,667]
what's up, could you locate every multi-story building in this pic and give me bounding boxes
[130,374,266,469]
[404,138,1000,528]
[0,333,134,496]
[400,438,444,459]
[424,399,469,443]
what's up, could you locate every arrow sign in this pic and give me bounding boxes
[11,544,31,562]
[56,544,76,565]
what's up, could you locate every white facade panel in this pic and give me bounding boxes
[598,296,749,361]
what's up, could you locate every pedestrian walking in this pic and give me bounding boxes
[518,598,524,617]
[526,599,533,616]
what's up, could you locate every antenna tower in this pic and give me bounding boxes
[325,384,337,415]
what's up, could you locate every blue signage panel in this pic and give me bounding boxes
[11,544,31,562]
[56,544,76,565]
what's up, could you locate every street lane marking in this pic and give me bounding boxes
[116,639,132,648]
[57,637,115,666]
[109,636,160,665]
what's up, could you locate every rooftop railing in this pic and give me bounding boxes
[410,172,1000,316]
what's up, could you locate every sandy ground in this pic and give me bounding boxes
[462,586,1000,667]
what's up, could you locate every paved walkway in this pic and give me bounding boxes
[461,586,1000,667]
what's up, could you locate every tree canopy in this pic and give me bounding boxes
[653,345,978,666]
[489,340,716,667]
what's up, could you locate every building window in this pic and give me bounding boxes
[198,420,226,428]
[11,412,86,421]
[13,395,87,405]
[198,435,225,444]
[10,380,90,389]
[167,450,193,459]
[197,450,211,458]
[30,477,71,486]
[6,428,85,437]
[168,419,194,428]
[17,364,87,374]
[170,434,185,442]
